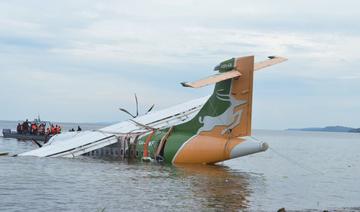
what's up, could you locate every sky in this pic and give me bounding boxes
[0,0,359,129]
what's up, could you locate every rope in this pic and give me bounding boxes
[249,135,323,175]
[268,146,324,175]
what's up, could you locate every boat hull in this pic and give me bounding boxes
[2,129,51,142]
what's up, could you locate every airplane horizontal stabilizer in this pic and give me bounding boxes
[182,56,287,88]
[254,56,287,71]
[181,70,241,88]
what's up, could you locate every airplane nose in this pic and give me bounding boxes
[230,137,269,159]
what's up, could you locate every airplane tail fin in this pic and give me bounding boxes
[165,55,286,163]
[179,56,286,138]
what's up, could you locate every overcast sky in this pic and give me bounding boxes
[0,0,359,129]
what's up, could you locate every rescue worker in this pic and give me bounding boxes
[17,123,21,134]
[31,123,37,135]
[22,120,29,134]
[38,124,45,135]
[51,125,56,135]
[56,125,61,134]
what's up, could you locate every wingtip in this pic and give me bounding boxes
[268,55,288,61]
[181,82,191,87]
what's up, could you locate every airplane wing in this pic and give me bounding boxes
[182,56,287,88]
[19,96,208,157]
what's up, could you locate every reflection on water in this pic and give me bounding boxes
[0,155,257,211]
[175,165,253,210]
[101,160,255,211]
[101,159,256,210]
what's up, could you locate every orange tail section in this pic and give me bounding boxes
[230,56,254,137]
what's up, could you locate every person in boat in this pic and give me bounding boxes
[22,120,29,134]
[31,123,38,135]
[38,124,45,136]
[69,128,75,132]
[30,123,33,134]
[34,123,38,135]
[17,123,22,134]
[51,124,56,135]
[42,124,46,135]
[77,126,82,131]
[56,125,61,134]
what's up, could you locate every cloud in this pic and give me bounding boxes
[0,0,359,127]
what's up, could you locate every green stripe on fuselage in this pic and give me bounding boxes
[163,79,232,163]
[136,59,235,163]
[136,131,166,160]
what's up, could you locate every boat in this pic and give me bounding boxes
[2,129,52,142]
[2,117,57,142]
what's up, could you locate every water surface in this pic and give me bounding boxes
[1,121,359,211]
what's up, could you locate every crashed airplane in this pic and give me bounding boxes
[19,55,287,164]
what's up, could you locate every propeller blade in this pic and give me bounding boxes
[31,139,42,148]
[134,93,139,118]
[119,108,136,118]
[146,104,155,114]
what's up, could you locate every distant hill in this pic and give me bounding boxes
[287,126,360,133]
[349,128,360,133]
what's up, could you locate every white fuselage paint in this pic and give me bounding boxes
[19,96,210,157]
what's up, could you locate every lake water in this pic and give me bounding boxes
[1,121,359,211]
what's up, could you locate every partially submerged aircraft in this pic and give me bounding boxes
[19,55,287,164]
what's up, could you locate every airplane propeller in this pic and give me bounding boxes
[146,104,155,114]
[119,94,155,118]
